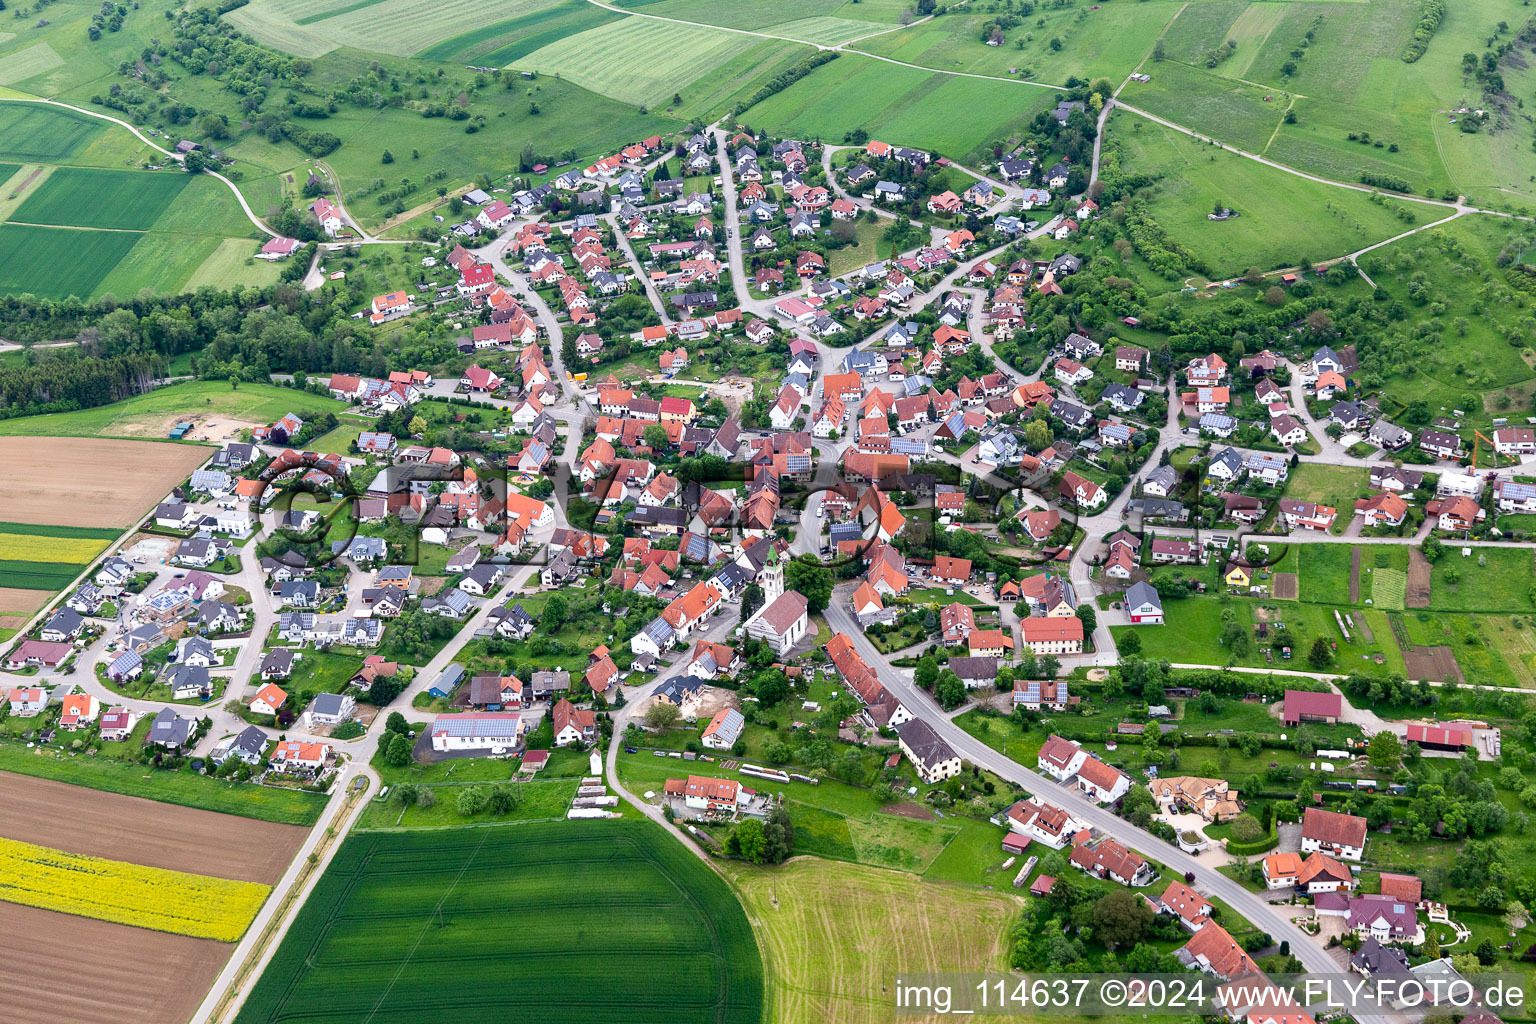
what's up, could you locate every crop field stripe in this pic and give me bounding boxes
[0,223,140,299]
[0,533,108,562]
[11,167,191,231]
[295,0,389,24]
[0,559,84,589]
[0,105,101,161]
[0,520,121,539]
[236,821,762,1024]
[0,836,271,942]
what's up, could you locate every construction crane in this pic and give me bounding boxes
[1471,429,1502,471]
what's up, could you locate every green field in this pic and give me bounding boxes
[11,166,190,230]
[0,558,86,591]
[0,104,104,161]
[0,223,141,299]
[419,0,626,65]
[0,753,325,825]
[237,820,764,1024]
[516,17,789,107]
[855,1,1180,83]
[227,0,564,58]
[0,521,121,540]
[745,53,1057,162]
[1106,110,1427,275]
[0,379,345,438]
[0,107,270,298]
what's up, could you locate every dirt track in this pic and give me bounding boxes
[0,436,208,527]
[0,903,229,1024]
[0,771,307,884]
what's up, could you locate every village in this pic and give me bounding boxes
[4,116,1536,1024]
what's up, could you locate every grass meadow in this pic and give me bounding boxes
[11,167,189,230]
[0,379,344,438]
[729,857,1021,1024]
[745,54,1058,162]
[236,820,764,1024]
[1106,111,1421,275]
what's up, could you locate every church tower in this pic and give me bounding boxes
[760,544,784,604]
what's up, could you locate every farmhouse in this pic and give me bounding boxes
[1069,838,1151,886]
[896,717,962,783]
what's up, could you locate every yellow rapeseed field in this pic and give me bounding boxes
[0,837,271,941]
[0,533,108,563]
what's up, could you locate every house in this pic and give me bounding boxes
[1301,806,1367,861]
[58,693,99,730]
[1428,495,1484,532]
[1149,775,1242,822]
[1150,538,1199,564]
[1354,492,1409,527]
[1069,838,1152,886]
[667,775,752,813]
[1352,937,1413,979]
[5,640,72,669]
[147,707,190,749]
[213,725,269,766]
[968,628,1012,658]
[107,650,143,682]
[1271,415,1310,447]
[1495,479,1536,513]
[1296,851,1353,894]
[1158,880,1213,931]
[1493,427,1536,457]
[250,682,288,716]
[270,740,332,774]
[1419,429,1462,460]
[551,698,596,747]
[1124,581,1163,624]
[305,692,356,729]
[1176,921,1259,979]
[701,707,745,750]
[896,717,962,783]
[1278,499,1336,532]
[1021,615,1083,654]
[1261,851,1304,889]
[1282,689,1341,725]
[98,706,137,741]
[1003,798,1085,849]
[39,608,84,642]
[1036,734,1088,781]
[1076,756,1131,803]
[1053,358,1093,386]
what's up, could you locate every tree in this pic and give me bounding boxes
[1024,418,1053,452]
[734,818,768,862]
[1476,938,1499,965]
[1501,899,1529,936]
[384,731,412,767]
[456,786,487,817]
[915,656,939,690]
[1091,888,1154,949]
[763,805,794,863]
[1308,636,1333,669]
[935,672,966,710]
[183,150,207,174]
[1228,813,1264,842]
[1263,286,1286,306]
[643,423,669,449]
[1077,604,1097,635]
[645,701,681,730]
[408,415,427,436]
[785,559,833,613]
[385,712,409,735]
[488,783,515,815]
[1119,631,1142,656]
[1368,730,1402,770]
[382,149,395,164]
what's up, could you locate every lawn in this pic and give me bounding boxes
[728,856,1021,1024]
[236,819,764,1024]
[227,0,563,58]
[0,104,104,162]
[1118,59,1288,154]
[1427,546,1535,613]
[355,776,581,827]
[0,748,326,825]
[0,379,344,437]
[1283,462,1367,533]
